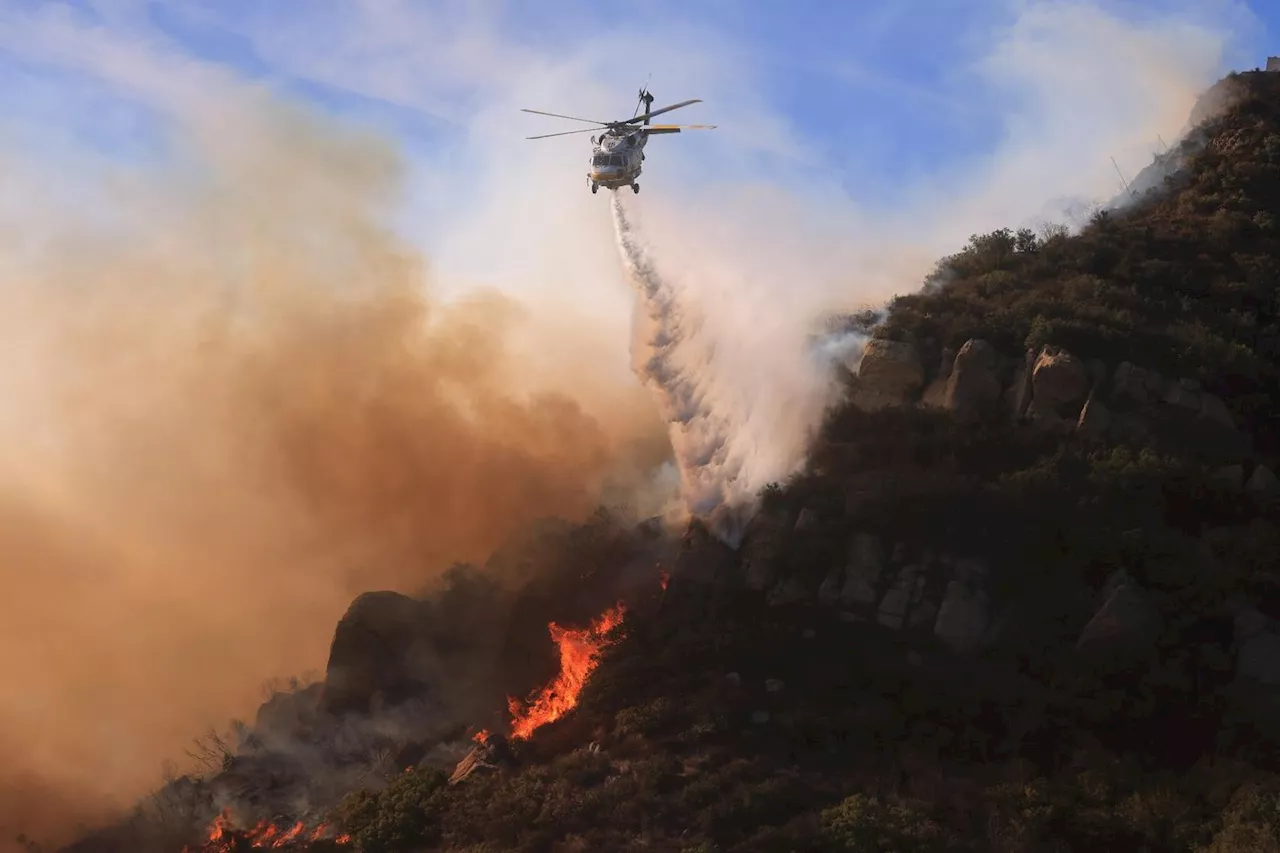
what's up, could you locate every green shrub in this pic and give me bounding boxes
[1200,781,1280,852]
[334,767,451,853]
[819,794,942,852]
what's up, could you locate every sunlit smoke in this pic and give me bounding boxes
[0,88,667,851]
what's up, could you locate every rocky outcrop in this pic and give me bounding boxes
[850,338,925,411]
[1030,347,1091,420]
[840,533,887,607]
[321,592,434,716]
[1246,464,1279,499]
[846,335,1259,464]
[1076,572,1163,665]
[254,683,324,744]
[1076,395,1112,437]
[673,519,739,587]
[1234,606,1280,685]
[937,339,1003,422]
[741,511,790,592]
[934,580,991,653]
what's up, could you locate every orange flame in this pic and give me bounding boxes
[659,569,669,591]
[472,728,491,744]
[507,604,625,740]
[182,809,351,851]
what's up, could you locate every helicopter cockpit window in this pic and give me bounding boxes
[611,155,624,166]
[592,154,609,166]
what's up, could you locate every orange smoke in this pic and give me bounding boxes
[0,76,669,850]
[507,604,626,740]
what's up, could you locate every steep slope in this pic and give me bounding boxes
[58,70,1280,853]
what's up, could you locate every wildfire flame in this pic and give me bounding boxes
[181,809,351,851]
[507,604,625,740]
[472,728,491,745]
[659,569,669,591]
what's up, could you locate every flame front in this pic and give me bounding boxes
[181,809,351,851]
[507,604,625,740]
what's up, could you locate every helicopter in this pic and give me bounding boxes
[522,87,715,194]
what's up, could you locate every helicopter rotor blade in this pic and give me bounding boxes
[525,127,602,140]
[520,108,610,126]
[621,99,701,124]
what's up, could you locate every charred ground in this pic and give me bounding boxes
[50,69,1280,852]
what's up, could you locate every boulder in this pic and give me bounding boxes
[876,584,911,629]
[934,581,991,653]
[850,338,925,411]
[1112,361,1150,404]
[840,533,886,607]
[1235,607,1280,685]
[1197,393,1236,431]
[943,339,1003,421]
[1212,464,1246,491]
[876,566,924,630]
[1006,350,1036,419]
[321,591,433,716]
[1161,378,1201,411]
[817,567,844,607]
[1246,464,1279,498]
[1030,347,1091,419]
[1076,574,1163,664]
[908,599,939,630]
[741,512,789,592]
[1076,395,1112,437]
[767,578,809,607]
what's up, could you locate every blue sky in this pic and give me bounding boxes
[1,0,1272,202]
[0,0,1275,306]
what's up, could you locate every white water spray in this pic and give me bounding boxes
[611,195,862,546]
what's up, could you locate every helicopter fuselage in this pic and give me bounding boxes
[522,86,711,196]
[587,129,647,193]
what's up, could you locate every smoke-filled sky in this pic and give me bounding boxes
[0,0,1272,846]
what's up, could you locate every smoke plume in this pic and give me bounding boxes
[0,94,667,850]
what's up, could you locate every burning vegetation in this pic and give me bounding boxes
[181,810,349,852]
[507,604,626,741]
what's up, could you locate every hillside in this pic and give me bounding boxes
[54,70,1280,853]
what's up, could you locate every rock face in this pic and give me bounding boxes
[1246,464,1279,498]
[673,519,739,587]
[837,334,1256,464]
[741,512,789,592]
[934,581,991,653]
[321,591,433,716]
[942,339,1003,421]
[255,683,324,744]
[1235,606,1280,685]
[839,533,886,607]
[1030,347,1091,419]
[1076,572,1163,665]
[851,338,925,411]
[1076,395,1112,437]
